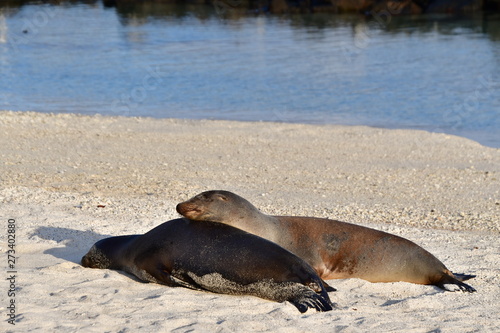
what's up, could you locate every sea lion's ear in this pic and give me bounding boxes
[217,194,228,201]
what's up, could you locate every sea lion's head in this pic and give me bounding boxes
[81,235,137,269]
[176,190,259,223]
[81,244,111,269]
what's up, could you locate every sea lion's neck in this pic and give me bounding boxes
[103,235,140,269]
[227,208,281,243]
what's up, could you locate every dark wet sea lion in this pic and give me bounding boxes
[81,218,334,313]
[176,190,476,292]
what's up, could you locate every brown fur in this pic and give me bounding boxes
[177,190,476,292]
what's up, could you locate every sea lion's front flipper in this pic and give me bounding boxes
[168,274,206,291]
[133,264,181,287]
[289,288,334,313]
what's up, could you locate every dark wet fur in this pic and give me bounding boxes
[81,218,335,312]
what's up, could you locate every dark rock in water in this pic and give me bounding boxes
[269,0,291,14]
[331,0,374,13]
[485,0,500,11]
[102,0,500,14]
[274,0,492,14]
[369,1,424,15]
[425,0,483,13]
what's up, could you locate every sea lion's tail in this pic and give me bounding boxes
[289,289,334,313]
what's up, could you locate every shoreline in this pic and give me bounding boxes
[1,110,498,232]
[4,109,499,149]
[1,110,499,331]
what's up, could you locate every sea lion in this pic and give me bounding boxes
[81,218,334,313]
[176,190,476,292]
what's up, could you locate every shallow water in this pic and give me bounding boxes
[0,1,499,147]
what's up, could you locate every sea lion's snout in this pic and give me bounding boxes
[80,245,111,269]
[175,202,186,215]
[81,254,92,268]
[176,202,202,219]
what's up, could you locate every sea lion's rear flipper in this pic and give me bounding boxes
[289,289,334,313]
[321,279,337,292]
[453,273,476,281]
[436,274,476,293]
[437,281,476,293]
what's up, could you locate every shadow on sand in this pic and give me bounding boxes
[33,226,111,264]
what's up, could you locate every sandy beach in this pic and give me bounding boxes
[1,111,499,332]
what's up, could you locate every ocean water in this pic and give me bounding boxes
[0,1,499,147]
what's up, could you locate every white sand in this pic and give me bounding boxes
[1,111,499,332]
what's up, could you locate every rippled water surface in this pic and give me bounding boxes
[1,1,499,147]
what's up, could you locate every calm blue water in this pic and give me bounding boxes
[1,2,499,147]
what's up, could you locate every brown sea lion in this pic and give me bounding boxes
[176,190,476,292]
[81,218,334,313]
